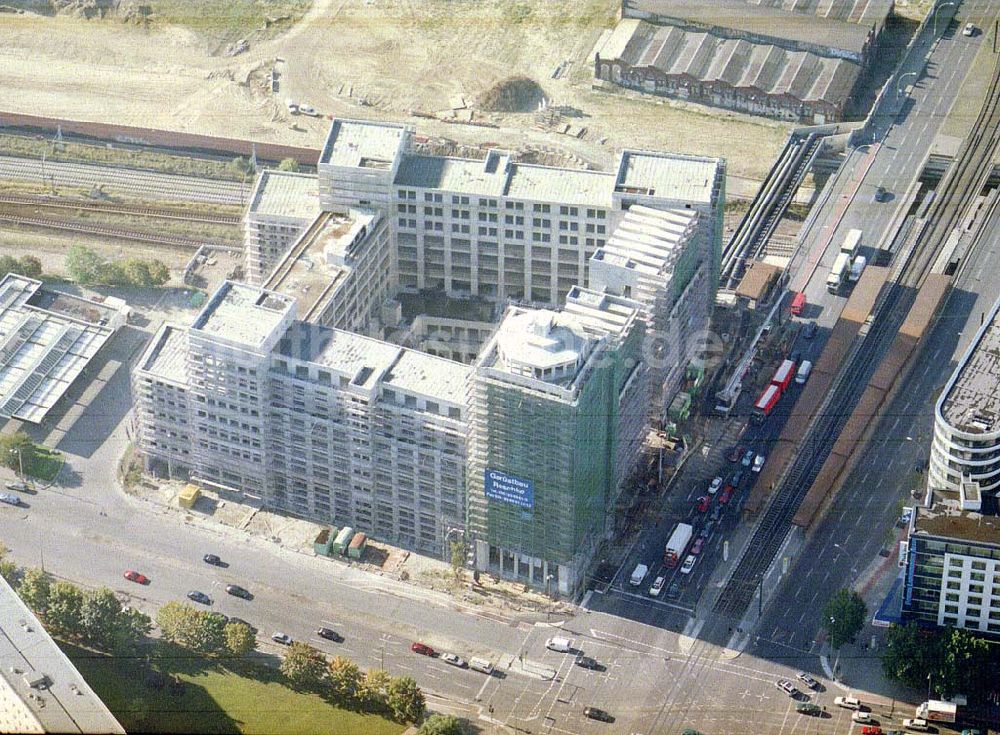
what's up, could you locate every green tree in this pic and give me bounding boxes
[937,627,994,698]
[386,675,425,723]
[278,157,300,172]
[46,581,84,637]
[0,543,17,586]
[418,714,464,735]
[358,667,392,709]
[231,156,255,176]
[0,431,37,476]
[117,606,153,652]
[882,623,941,689]
[79,588,125,650]
[122,259,153,287]
[189,611,228,655]
[822,588,867,650]
[280,642,328,690]
[65,245,104,285]
[450,540,465,581]
[0,254,20,277]
[17,255,43,279]
[328,656,362,701]
[146,260,170,285]
[17,567,51,615]
[224,621,256,657]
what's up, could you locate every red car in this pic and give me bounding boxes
[123,570,149,585]
[690,537,705,555]
[718,486,734,505]
[411,642,435,656]
[860,727,882,735]
[695,495,711,513]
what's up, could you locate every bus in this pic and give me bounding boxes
[771,359,797,392]
[841,228,862,259]
[827,253,850,293]
[752,384,781,422]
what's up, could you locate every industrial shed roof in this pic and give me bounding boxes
[625,0,889,58]
[600,20,862,106]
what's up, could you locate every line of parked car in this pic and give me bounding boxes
[410,641,495,675]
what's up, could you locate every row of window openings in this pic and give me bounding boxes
[396,191,607,218]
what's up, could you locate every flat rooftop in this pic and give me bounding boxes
[248,170,320,221]
[191,281,293,347]
[0,274,125,423]
[276,321,400,391]
[506,163,613,208]
[320,118,407,169]
[140,324,188,385]
[913,489,1000,546]
[940,296,1000,434]
[395,153,509,196]
[625,0,887,57]
[0,576,125,734]
[263,210,378,321]
[383,349,470,406]
[616,150,721,204]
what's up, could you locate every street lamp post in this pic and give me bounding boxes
[896,71,918,103]
[933,2,956,36]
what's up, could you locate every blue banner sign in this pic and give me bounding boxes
[484,469,534,510]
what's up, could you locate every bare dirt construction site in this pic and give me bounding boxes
[0,0,790,189]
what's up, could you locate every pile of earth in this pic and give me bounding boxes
[478,76,546,113]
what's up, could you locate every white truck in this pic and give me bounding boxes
[664,523,693,568]
[827,252,851,293]
[916,699,958,723]
[849,255,867,283]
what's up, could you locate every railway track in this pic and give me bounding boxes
[0,194,241,225]
[0,155,248,207]
[713,52,1000,619]
[0,213,240,251]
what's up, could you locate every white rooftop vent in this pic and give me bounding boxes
[959,479,982,511]
[23,672,48,689]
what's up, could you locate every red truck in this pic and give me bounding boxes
[790,291,806,316]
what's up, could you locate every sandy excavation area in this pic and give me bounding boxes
[0,0,790,186]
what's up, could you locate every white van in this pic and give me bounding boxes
[795,360,813,385]
[834,696,862,710]
[469,657,494,675]
[629,563,648,586]
[545,636,574,653]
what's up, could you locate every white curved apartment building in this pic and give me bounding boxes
[928,296,1000,494]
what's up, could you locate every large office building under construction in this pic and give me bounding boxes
[134,117,724,594]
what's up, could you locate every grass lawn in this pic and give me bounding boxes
[60,641,406,735]
[29,447,63,483]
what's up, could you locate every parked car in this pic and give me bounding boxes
[680,555,697,575]
[796,672,819,690]
[298,103,318,116]
[583,707,613,722]
[834,696,862,710]
[709,504,723,522]
[861,727,884,735]
[5,481,33,493]
[545,636,574,653]
[803,321,819,339]
[411,642,435,656]
[187,590,211,605]
[0,492,22,506]
[225,584,253,600]
[317,627,343,642]
[665,581,681,600]
[699,520,716,540]
[123,570,149,585]
[285,99,299,114]
[718,486,734,505]
[469,657,494,675]
[854,711,874,723]
[649,575,666,597]
[440,652,467,668]
[695,495,711,513]
[203,554,224,566]
[963,22,976,36]
[902,719,931,732]
[727,445,744,463]
[796,702,822,716]
[271,632,293,645]
[730,470,744,486]
[752,454,766,473]
[742,449,755,467]
[574,655,600,670]
[775,679,799,696]
[690,537,705,555]
[708,476,723,495]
